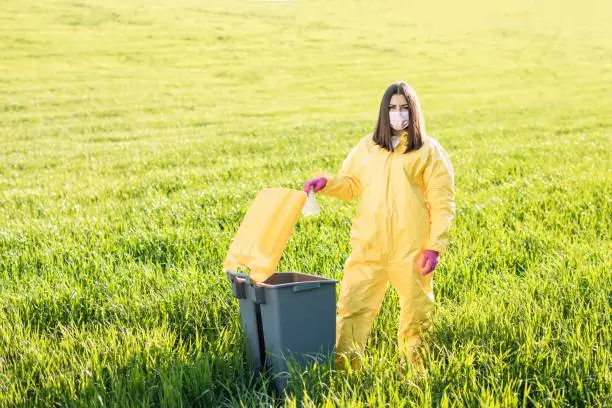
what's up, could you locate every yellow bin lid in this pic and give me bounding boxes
[223,188,307,282]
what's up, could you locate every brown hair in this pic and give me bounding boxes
[372,81,426,153]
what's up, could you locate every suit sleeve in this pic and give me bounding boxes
[316,142,362,202]
[422,142,456,254]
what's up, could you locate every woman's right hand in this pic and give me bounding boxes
[303,177,328,193]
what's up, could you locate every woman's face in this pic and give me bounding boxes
[389,93,409,113]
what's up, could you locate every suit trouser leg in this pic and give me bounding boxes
[335,253,388,367]
[388,251,435,363]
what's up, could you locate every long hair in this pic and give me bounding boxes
[372,81,426,153]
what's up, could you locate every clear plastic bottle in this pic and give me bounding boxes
[301,188,321,217]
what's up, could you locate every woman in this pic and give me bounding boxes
[303,81,456,368]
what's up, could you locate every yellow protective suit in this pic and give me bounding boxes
[317,130,455,366]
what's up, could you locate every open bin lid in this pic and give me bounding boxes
[223,188,307,282]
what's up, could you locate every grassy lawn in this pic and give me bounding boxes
[0,0,610,406]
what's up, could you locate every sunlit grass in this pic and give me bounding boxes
[0,0,611,406]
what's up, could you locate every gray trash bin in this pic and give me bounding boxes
[227,270,336,393]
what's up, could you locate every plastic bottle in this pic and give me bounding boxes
[301,188,321,217]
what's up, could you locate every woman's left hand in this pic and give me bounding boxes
[420,249,439,275]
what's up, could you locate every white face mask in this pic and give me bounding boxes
[389,110,410,130]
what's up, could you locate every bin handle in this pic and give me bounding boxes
[226,270,251,299]
[226,270,251,282]
[226,270,267,304]
[292,282,321,292]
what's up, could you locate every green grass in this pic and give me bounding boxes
[1,0,611,406]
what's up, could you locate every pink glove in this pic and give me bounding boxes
[420,249,439,276]
[303,177,328,193]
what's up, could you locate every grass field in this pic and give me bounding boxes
[1,0,611,406]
